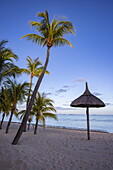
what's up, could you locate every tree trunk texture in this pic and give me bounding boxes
[34,119,38,134]
[24,76,33,132]
[28,123,30,130]
[6,109,14,133]
[23,120,27,132]
[27,75,32,107]
[12,47,50,145]
[0,112,5,129]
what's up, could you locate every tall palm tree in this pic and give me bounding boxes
[0,40,19,84]
[0,40,18,66]
[5,79,29,133]
[0,87,11,129]
[22,56,49,131]
[22,56,49,107]
[12,10,75,144]
[32,92,57,134]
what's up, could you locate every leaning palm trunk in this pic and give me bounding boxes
[34,118,38,134]
[26,75,32,108]
[0,112,5,129]
[6,108,15,133]
[23,76,33,132]
[23,119,27,132]
[12,47,50,144]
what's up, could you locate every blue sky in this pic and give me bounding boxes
[0,0,113,114]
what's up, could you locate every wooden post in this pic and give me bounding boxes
[86,107,90,140]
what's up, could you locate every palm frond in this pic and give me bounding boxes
[37,10,50,27]
[0,66,22,79]
[20,68,30,74]
[30,21,42,27]
[43,112,58,120]
[42,107,56,113]
[21,34,45,46]
[21,10,75,49]
[53,38,74,47]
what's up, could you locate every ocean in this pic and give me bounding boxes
[1,114,113,133]
[46,114,113,133]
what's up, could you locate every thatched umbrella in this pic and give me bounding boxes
[70,82,105,140]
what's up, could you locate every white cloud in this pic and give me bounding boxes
[45,92,52,95]
[105,103,113,106]
[93,92,102,96]
[75,78,86,82]
[55,89,67,95]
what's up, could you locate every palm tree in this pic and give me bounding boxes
[22,56,49,131]
[22,56,49,106]
[32,92,57,134]
[0,40,19,84]
[12,10,75,144]
[23,56,42,105]
[27,116,33,130]
[0,87,11,129]
[5,79,29,133]
[17,109,34,131]
[0,40,18,66]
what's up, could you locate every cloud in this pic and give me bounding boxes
[63,85,76,89]
[54,84,76,96]
[105,103,113,106]
[76,78,85,82]
[45,92,52,96]
[63,85,70,88]
[93,92,102,96]
[55,89,67,95]
[55,107,76,110]
[63,104,70,106]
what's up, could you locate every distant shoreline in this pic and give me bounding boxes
[4,121,111,134]
[1,113,113,134]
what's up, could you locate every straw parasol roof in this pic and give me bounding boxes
[70,82,105,108]
[70,82,105,140]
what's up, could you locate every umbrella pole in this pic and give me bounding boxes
[86,107,90,140]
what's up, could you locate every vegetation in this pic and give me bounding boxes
[0,40,20,84]
[0,10,74,145]
[17,109,34,131]
[5,79,29,133]
[22,56,43,107]
[0,40,21,129]
[27,116,33,130]
[12,10,74,145]
[0,87,11,129]
[32,92,57,134]
[21,56,50,131]
[21,56,49,131]
[17,92,57,134]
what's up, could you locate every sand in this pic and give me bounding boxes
[0,122,113,170]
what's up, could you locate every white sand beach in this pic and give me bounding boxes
[0,122,113,170]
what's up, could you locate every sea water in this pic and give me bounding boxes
[0,114,113,133]
[45,114,113,133]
